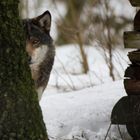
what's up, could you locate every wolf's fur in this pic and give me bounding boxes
[23,11,55,100]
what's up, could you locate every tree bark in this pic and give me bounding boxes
[0,1,48,139]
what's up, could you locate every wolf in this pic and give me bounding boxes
[23,11,55,100]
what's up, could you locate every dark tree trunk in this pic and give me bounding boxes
[0,1,48,139]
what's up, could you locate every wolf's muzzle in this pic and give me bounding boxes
[28,56,32,65]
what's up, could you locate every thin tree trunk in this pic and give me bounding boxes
[107,26,115,81]
[76,32,89,73]
[0,1,48,139]
[104,0,115,81]
[69,0,89,73]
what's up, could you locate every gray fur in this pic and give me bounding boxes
[23,11,55,100]
[35,44,55,91]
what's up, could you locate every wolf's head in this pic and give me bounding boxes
[23,11,55,99]
[23,11,53,66]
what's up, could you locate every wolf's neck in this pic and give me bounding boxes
[34,45,55,89]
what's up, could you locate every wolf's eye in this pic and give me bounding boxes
[32,40,40,48]
[32,40,40,45]
[30,37,40,47]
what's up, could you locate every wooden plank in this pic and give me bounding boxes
[134,10,140,31]
[125,65,140,79]
[124,31,140,48]
[128,50,140,63]
[124,79,140,95]
[111,96,140,124]
[129,0,140,6]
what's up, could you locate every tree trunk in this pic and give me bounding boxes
[104,0,115,81]
[76,32,89,73]
[56,0,86,45]
[0,1,48,139]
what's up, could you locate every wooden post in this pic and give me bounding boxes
[111,0,140,139]
[129,0,140,7]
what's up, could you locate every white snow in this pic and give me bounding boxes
[47,44,132,92]
[39,45,133,140]
[40,80,131,140]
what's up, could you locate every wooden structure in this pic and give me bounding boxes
[111,0,140,139]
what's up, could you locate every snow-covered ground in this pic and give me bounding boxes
[41,80,131,140]
[40,45,133,140]
[47,45,131,92]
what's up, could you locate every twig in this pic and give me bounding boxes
[104,123,112,140]
[56,56,76,90]
[53,69,74,90]
[117,125,124,140]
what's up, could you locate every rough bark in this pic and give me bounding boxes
[0,1,48,140]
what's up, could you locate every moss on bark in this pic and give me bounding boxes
[0,1,48,140]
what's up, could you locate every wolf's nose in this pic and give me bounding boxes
[28,56,32,64]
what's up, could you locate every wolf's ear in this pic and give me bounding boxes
[36,11,51,33]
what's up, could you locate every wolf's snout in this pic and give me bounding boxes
[28,56,32,65]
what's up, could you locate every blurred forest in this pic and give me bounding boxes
[19,0,135,80]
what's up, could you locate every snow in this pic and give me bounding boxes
[39,45,133,140]
[47,44,132,92]
[40,80,131,140]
